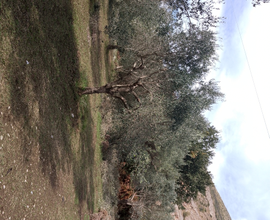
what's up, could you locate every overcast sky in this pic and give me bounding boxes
[206,1,270,220]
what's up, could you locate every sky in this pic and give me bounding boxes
[206,1,270,220]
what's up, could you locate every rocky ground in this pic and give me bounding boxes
[172,185,231,220]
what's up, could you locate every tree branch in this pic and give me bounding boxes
[132,91,141,103]
[113,94,129,109]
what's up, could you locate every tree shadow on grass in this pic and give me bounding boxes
[1,0,87,191]
[73,1,104,213]
[73,112,96,214]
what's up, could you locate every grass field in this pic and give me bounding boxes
[0,0,111,219]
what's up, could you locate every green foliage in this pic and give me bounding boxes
[169,80,224,130]
[107,0,169,48]
[176,126,219,203]
[105,0,224,218]
[183,211,190,219]
[166,0,224,30]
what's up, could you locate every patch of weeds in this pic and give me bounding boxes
[77,71,89,88]
[199,206,206,212]
[74,194,79,205]
[84,214,90,220]
[96,112,102,144]
[183,211,190,219]
[79,96,90,132]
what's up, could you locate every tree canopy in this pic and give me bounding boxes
[82,0,225,219]
[252,0,270,7]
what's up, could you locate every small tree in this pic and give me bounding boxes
[79,55,167,108]
[176,126,219,203]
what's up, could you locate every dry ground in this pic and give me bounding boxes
[172,186,231,220]
[0,0,112,219]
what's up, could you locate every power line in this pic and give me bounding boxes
[233,9,270,139]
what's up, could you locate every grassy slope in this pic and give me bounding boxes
[0,0,109,219]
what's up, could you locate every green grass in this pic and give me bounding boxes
[0,0,111,218]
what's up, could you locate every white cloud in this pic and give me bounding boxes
[208,150,224,182]
[206,1,270,220]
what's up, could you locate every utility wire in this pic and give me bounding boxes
[233,10,270,138]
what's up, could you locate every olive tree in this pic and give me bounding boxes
[92,0,225,218]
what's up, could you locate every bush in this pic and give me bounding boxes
[183,211,190,219]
